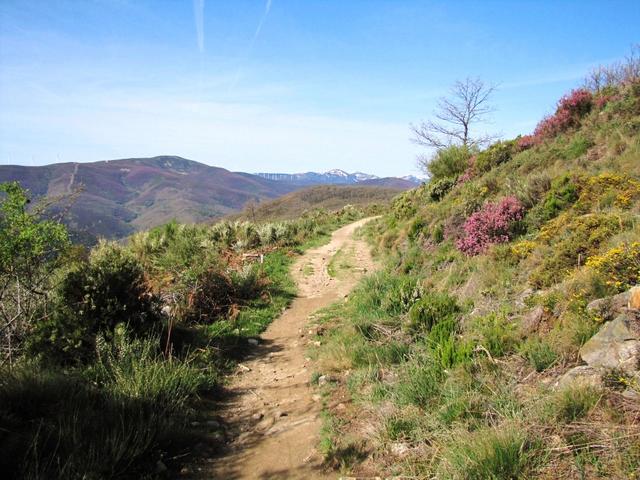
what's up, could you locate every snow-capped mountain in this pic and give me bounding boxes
[255,169,420,186]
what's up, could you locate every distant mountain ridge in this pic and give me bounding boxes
[0,156,299,240]
[255,169,421,186]
[0,156,416,241]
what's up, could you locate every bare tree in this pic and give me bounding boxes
[411,77,496,149]
[585,44,640,92]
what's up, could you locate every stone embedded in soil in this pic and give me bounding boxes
[580,314,640,372]
[556,365,603,390]
[587,290,632,320]
[247,338,259,346]
[521,305,544,334]
[251,412,264,421]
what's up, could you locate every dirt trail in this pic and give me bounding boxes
[205,217,377,480]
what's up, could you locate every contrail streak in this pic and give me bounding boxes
[194,0,205,53]
[250,0,272,48]
[229,0,273,92]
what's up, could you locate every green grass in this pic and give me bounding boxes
[519,336,558,372]
[442,426,541,479]
[0,336,212,479]
[546,385,601,423]
[327,245,357,279]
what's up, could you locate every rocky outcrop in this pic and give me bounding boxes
[586,290,631,321]
[556,286,640,391]
[579,314,640,372]
[521,305,545,334]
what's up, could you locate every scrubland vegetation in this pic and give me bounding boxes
[0,184,375,479]
[312,52,640,478]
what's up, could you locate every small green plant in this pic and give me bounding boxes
[520,336,558,372]
[395,359,444,408]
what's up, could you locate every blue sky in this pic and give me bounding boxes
[0,1,638,177]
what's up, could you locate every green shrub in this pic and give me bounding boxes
[525,174,578,229]
[408,217,426,241]
[475,140,516,172]
[432,224,445,243]
[32,241,160,364]
[470,313,520,357]
[564,134,593,159]
[425,145,474,181]
[351,272,421,320]
[427,177,457,202]
[405,292,460,335]
[519,336,558,372]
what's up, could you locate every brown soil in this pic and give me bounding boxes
[200,218,378,479]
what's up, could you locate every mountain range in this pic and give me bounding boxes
[255,169,422,186]
[0,156,415,240]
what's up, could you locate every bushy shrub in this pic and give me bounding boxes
[427,177,457,202]
[525,174,578,230]
[32,241,160,364]
[533,88,593,140]
[425,145,474,181]
[574,172,640,212]
[475,140,516,173]
[470,312,520,357]
[586,242,640,292]
[456,197,525,256]
[405,292,460,335]
[530,213,620,287]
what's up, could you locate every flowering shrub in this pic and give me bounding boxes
[516,134,537,151]
[575,172,640,212]
[456,155,476,184]
[456,196,525,256]
[586,242,640,292]
[510,240,537,261]
[532,89,593,142]
[530,213,621,288]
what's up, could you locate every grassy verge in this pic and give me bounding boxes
[310,266,640,478]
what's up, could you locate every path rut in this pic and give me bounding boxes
[203,217,377,479]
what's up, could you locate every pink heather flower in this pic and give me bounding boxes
[530,88,593,142]
[456,196,525,256]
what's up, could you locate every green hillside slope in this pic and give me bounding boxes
[313,72,640,477]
